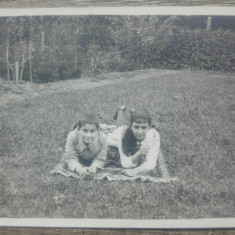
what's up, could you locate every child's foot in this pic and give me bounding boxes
[119,105,126,111]
[113,106,126,120]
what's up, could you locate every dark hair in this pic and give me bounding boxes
[130,109,151,126]
[122,109,152,156]
[72,114,99,130]
[122,128,138,156]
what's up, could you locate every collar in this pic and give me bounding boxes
[77,130,99,152]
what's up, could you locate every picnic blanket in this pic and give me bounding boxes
[51,124,176,183]
[50,149,177,183]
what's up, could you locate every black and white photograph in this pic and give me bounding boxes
[0,8,234,229]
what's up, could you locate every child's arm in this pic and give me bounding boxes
[64,131,84,172]
[107,126,135,168]
[108,126,145,168]
[127,144,149,166]
[118,134,138,169]
[125,129,160,176]
[139,129,160,172]
[89,132,108,171]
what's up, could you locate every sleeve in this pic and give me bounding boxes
[139,129,160,171]
[91,132,108,169]
[63,131,83,171]
[107,126,136,168]
[108,126,136,168]
[117,127,136,169]
[107,126,122,147]
[118,139,136,169]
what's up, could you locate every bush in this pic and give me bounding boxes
[1,16,234,83]
[146,25,234,72]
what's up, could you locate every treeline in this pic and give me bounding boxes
[0,15,234,83]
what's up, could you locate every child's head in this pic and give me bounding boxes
[129,109,151,141]
[77,114,99,144]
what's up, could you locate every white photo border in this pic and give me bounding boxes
[0,218,235,228]
[0,7,234,17]
[0,6,234,229]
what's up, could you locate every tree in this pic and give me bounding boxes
[0,17,32,83]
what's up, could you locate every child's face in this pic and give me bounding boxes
[79,124,98,144]
[131,121,149,141]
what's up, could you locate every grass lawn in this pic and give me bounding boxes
[0,69,234,219]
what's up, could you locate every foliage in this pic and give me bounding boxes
[147,22,234,71]
[0,16,234,83]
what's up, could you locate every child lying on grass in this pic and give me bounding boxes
[107,107,160,177]
[61,114,108,176]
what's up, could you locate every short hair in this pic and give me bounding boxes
[130,109,152,126]
[77,114,99,130]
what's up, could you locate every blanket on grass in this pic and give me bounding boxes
[50,150,177,183]
[51,124,176,182]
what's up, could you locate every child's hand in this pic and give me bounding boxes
[74,166,89,177]
[88,165,98,174]
[124,168,138,177]
[138,142,150,155]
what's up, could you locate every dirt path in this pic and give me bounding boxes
[0,69,180,109]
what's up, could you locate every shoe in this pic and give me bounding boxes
[113,106,126,120]
[119,105,126,111]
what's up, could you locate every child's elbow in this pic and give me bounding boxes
[120,159,129,168]
[145,160,157,171]
[121,158,134,169]
[151,161,157,170]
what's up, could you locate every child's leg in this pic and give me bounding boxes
[105,106,128,167]
[115,106,129,128]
